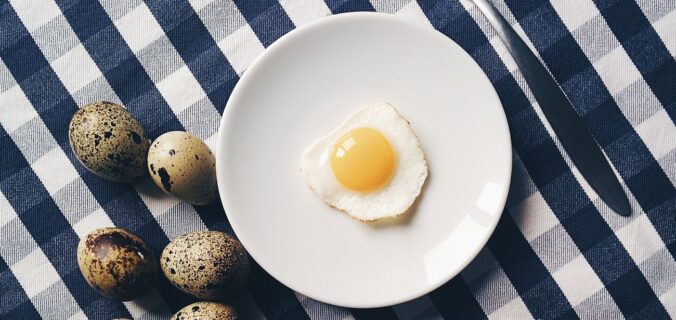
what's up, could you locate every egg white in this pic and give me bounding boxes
[301,102,428,221]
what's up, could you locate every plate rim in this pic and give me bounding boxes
[217,11,513,308]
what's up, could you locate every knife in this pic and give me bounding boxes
[472,0,631,216]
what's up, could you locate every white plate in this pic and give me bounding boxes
[217,12,512,308]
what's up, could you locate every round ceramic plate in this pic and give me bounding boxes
[217,12,511,308]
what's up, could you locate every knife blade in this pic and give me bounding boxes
[472,0,631,216]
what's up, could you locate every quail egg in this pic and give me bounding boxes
[301,102,428,221]
[147,131,217,205]
[77,228,156,301]
[69,101,150,182]
[171,302,239,320]
[161,231,249,300]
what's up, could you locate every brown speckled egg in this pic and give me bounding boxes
[171,302,239,320]
[77,228,156,301]
[147,131,217,205]
[161,231,249,300]
[69,101,150,182]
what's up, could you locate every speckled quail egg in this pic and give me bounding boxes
[147,131,217,205]
[171,302,239,320]
[77,228,157,301]
[161,231,249,300]
[69,101,150,182]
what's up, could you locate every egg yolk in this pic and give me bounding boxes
[331,127,396,193]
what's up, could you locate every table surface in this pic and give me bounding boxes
[1,0,675,319]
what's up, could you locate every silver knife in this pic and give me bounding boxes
[472,0,631,216]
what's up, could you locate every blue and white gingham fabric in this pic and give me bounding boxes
[1,0,674,319]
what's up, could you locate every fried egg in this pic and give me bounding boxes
[301,102,428,221]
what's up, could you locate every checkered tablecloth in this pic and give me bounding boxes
[1,0,675,319]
